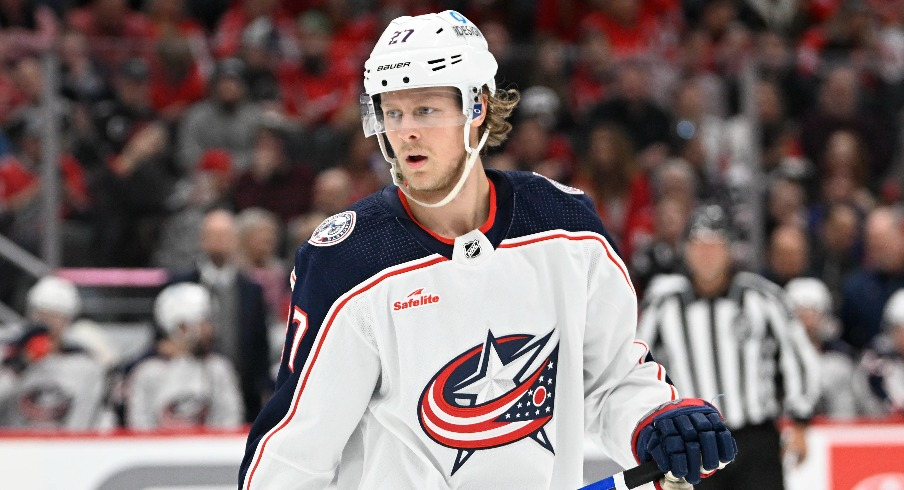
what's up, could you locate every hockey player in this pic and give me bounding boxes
[125,282,244,430]
[859,288,904,415]
[785,277,867,419]
[0,276,106,431]
[239,11,736,490]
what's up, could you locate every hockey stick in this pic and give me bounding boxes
[579,460,663,490]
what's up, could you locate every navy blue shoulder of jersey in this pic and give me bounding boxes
[291,169,618,323]
[498,170,619,254]
[294,191,437,306]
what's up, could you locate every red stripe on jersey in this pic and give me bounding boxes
[422,413,551,449]
[499,233,635,295]
[634,340,649,365]
[246,255,449,489]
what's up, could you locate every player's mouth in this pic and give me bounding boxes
[405,153,428,169]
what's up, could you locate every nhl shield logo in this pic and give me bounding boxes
[463,239,481,258]
[309,211,356,247]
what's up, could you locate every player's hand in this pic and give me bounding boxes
[633,399,737,485]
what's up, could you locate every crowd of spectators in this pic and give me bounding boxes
[1,0,904,429]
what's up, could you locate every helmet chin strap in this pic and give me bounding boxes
[384,126,490,208]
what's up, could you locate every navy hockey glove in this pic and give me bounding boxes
[632,399,737,485]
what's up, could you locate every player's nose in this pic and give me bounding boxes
[393,126,421,141]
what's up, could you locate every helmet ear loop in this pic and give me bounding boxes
[463,90,490,156]
[376,133,404,187]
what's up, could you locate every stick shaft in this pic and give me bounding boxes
[580,461,663,490]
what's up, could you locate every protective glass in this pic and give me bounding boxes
[360,88,468,137]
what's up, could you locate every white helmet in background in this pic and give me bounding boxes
[26,276,81,320]
[154,282,212,336]
[883,289,904,330]
[785,277,832,315]
[361,10,498,208]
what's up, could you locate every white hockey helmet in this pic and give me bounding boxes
[26,275,81,319]
[883,288,904,329]
[361,10,498,207]
[154,282,212,336]
[785,277,832,315]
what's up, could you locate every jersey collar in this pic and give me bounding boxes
[384,169,513,259]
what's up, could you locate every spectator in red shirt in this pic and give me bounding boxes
[580,0,680,60]
[144,0,212,76]
[569,27,616,123]
[278,10,357,130]
[149,35,207,122]
[797,0,877,75]
[0,109,91,253]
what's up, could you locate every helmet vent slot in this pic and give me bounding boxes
[436,28,444,34]
[431,65,446,71]
[428,58,445,64]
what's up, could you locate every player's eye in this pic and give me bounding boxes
[384,109,402,120]
[416,107,437,116]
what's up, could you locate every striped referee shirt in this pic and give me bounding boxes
[637,272,821,429]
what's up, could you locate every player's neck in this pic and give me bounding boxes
[407,163,490,239]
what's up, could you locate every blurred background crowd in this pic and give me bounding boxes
[0,0,903,432]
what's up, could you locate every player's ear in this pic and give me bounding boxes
[469,92,488,128]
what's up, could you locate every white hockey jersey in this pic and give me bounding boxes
[0,352,105,431]
[240,170,676,489]
[126,354,244,430]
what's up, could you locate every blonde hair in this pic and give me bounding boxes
[480,87,520,150]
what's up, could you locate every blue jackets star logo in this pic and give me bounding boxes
[418,329,559,475]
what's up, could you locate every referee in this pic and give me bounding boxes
[637,204,820,490]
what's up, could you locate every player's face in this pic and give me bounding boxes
[380,87,470,197]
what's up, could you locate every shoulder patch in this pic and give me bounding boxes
[533,172,584,195]
[309,211,356,247]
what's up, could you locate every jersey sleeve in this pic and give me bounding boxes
[239,246,381,490]
[582,236,677,469]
